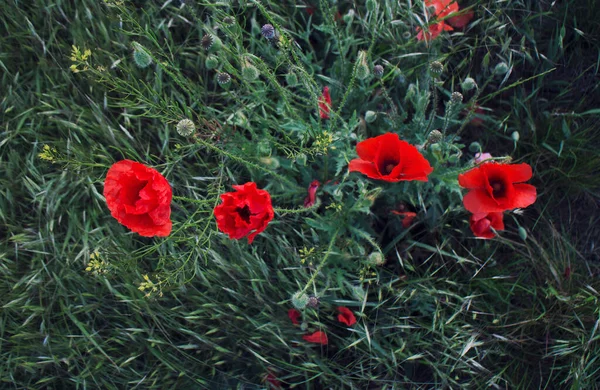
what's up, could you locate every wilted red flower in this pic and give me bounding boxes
[349,133,433,182]
[288,309,301,325]
[318,86,331,119]
[264,370,282,389]
[448,9,474,29]
[391,210,418,228]
[303,180,320,208]
[303,331,328,345]
[458,162,537,213]
[469,212,504,239]
[213,182,274,244]
[337,307,357,326]
[103,160,172,237]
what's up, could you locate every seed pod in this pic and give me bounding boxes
[205,55,219,70]
[429,61,443,75]
[373,64,384,78]
[176,119,195,137]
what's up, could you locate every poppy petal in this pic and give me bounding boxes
[504,163,533,183]
[302,331,328,345]
[506,184,537,209]
[463,189,505,213]
[348,159,381,179]
[458,167,486,189]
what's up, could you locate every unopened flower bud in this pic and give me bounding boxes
[356,51,370,80]
[176,119,195,137]
[260,157,280,170]
[343,9,355,23]
[367,252,385,266]
[518,227,528,241]
[242,60,259,81]
[461,77,477,91]
[205,55,219,69]
[451,92,463,104]
[132,43,152,68]
[468,142,482,153]
[429,61,443,75]
[285,71,298,86]
[366,0,377,12]
[291,291,309,310]
[494,62,509,76]
[261,24,275,39]
[373,64,384,77]
[511,131,520,142]
[365,110,377,123]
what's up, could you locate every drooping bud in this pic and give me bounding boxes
[468,142,482,153]
[343,9,355,24]
[242,60,260,81]
[494,62,509,76]
[365,110,377,123]
[518,227,528,241]
[176,119,195,137]
[511,131,520,142]
[291,291,309,310]
[132,43,152,68]
[461,77,477,91]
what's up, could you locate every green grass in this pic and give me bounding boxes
[1,0,599,388]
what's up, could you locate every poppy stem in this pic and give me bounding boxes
[274,200,320,215]
[300,228,339,294]
[172,196,213,205]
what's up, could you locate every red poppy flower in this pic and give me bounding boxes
[448,10,474,29]
[337,307,357,326]
[458,162,537,213]
[392,210,418,228]
[318,86,331,119]
[349,133,433,182]
[213,182,274,244]
[303,180,320,208]
[288,309,301,325]
[103,160,172,237]
[303,331,328,345]
[469,212,504,239]
[416,22,453,41]
[426,0,459,18]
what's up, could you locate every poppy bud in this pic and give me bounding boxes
[256,140,271,156]
[295,153,307,166]
[356,51,370,80]
[494,62,509,75]
[260,157,280,170]
[448,154,460,164]
[176,119,195,137]
[429,61,443,75]
[365,110,377,123]
[242,60,260,82]
[367,252,385,266]
[518,226,528,241]
[462,77,477,91]
[343,9,355,23]
[205,55,219,70]
[430,143,442,154]
[291,291,309,310]
[300,322,308,331]
[132,43,152,68]
[511,131,520,142]
[373,64,384,77]
[366,0,376,12]
[469,142,482,153]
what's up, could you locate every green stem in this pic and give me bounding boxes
[301,228,339,294]
[274,200,320,215]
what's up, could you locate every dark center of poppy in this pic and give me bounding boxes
[124,179,148,205]
[236,205,252,223]
[489,179,506,198]
[379,159,398,175]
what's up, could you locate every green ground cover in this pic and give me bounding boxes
[1,0,599,388]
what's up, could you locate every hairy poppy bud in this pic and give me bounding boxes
[365,110,377,123]
[366,0,376,12]
[343,9,355,24]
[286,71,298,86]
[429,61,443,75]
[205,55,219,69]
[518,226,528,241]
[462,77,477,91]
[367,252,385,266]
[469,142,482,153]
[356,51,370,80]
[132,43,152,68]
[242,60,260,81]
[291,291,309,310]
[176,119,195,137]
[494,62,509,75]
[511,131,520,142]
